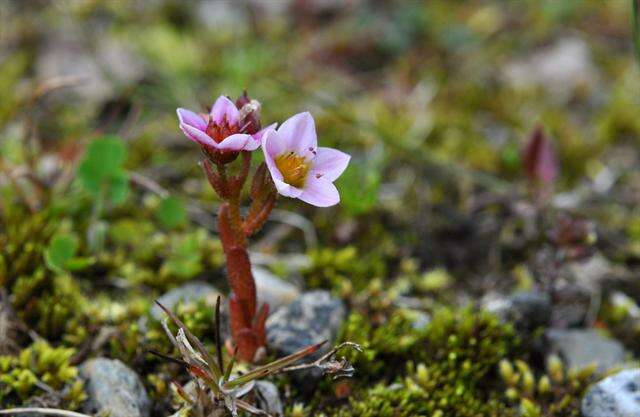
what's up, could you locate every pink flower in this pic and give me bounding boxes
[177,95,275,153]
[261,112,350,207]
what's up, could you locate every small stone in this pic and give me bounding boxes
[568,253,614,292]
[80,357,150,417]
[254,380,284,416]
[266,290,346,358]
[151,282,221,320]
[551,282,592,327]
[582,369,640,417]
[253,266,300,312]
[503,37,598,102]
[484,291,551,331]
[547,329,626,373]
[97,38,146,85]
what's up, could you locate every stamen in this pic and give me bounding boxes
[275,152,311,188]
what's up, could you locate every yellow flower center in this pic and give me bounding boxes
[275,152,310,188]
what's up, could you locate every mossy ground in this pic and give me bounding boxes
[1,1,640,415]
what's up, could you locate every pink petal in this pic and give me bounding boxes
[246,123,277,151]
[180,123,216,147]
[252,123,278,142]
[177,108,207,130]
[262,131,284,182]
[311,147,350,182]
[274,177,304,198]
[262,127,286,159]
[298,176,340,207]
[276,112,317,156]
[215,133,251,151]
[210,95,240,125]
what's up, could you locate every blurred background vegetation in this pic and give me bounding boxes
[1,1,640,415]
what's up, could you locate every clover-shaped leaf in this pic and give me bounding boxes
[44,232,94,272]
[78,136,129,204]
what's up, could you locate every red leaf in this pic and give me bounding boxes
[522,125,558,185]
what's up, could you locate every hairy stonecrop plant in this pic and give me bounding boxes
[177,93,350,362]
[155,300,359,417]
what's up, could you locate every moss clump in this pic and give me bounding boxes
[11,271,89,344]
[105,220,223,290]
[0,206,90,344]
[339,363,515,417]
[0,208,57,288]
[499,355,595,417]
[107,298,217,366]
[0,341,86,409]
[338,309,427,379]
[304,246,386,293]
[332,307,518,417]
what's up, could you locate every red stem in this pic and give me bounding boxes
[209,152,275,362]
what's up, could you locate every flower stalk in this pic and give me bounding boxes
[206,150,275,362]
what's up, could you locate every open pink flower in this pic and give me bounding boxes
[261,112,350,207]
[177,95,275,153]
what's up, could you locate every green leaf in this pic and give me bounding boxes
[156,196,187,229]
[45,233,80,272]
[77,136,129,204]
[106,171,129,204]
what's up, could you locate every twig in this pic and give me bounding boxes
[281,342,362,378]
[30,76,87,103]
[0,408,92,417]
[129,171,169,198]
[269,209,318,248]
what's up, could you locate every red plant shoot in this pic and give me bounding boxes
[522,125,559,203]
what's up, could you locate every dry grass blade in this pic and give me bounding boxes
[172,380,195,405]
[222,340,327,389]
[281,342,362,378]
[0,408,92,417]
[155,300,222,380]
[148,349,188,366]
[214,295,224,375]
[236,399,273,417]
[224,347,238,383]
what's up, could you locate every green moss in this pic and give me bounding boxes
[338,366,515,417]
[304,246,386,293]
[0,341,86,409]
[0,208,58,289]
[338,309,426,379]
[331,307,518,416]
[105,221,223,290]
[106,297,217,365]
[12,271,89,344]
[499,355,595,417]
